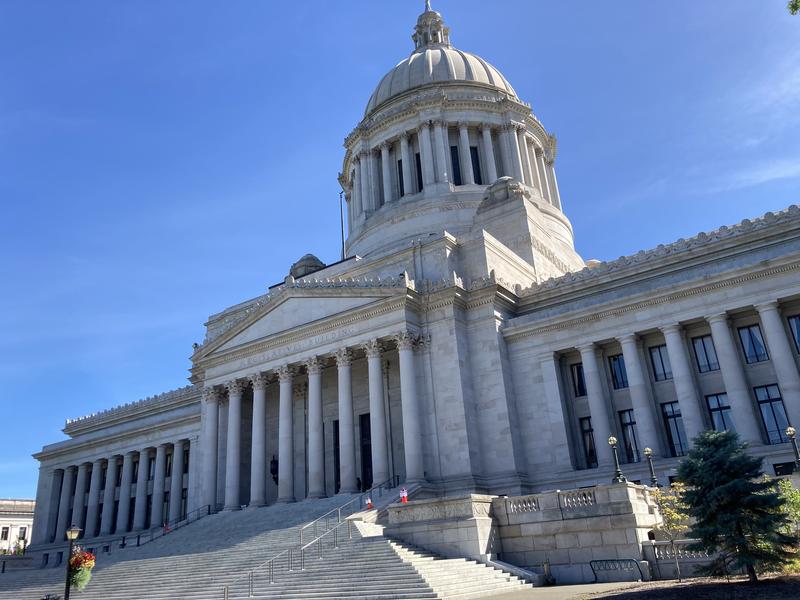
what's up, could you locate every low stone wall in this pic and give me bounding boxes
[642,540,715,580]
[492,484,659,584]
[0,555,34,573]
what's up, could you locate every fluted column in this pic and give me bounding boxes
[417,123,435,187]
[661,324,706,443]
[618,335,661,456]
[169,440,185,523]
[83,459,103,538]
[578,344,614,466]
[517,129,533,186]
[132,449,150,530]
[352,157,361,217]
[54,466,76,541]
[380,142,393,203]
[202,387,220,510]
[336,349,358,493]
[149,444,168,527]
[537,150,552,203]
[359,151,371,213]
[432,120,450,184]
[71,463,89,534]
[707,314,763,443]
[224,380,244,511]
[306,357,325,498]
[115,452,135,534]
[277,366,295,503]
[458,123,475,185]
[529,142,543,193]
[756,302,800,427]
[501,124,523,181]
[396,332,424,482]
[249,374,269,508]
[364,340,390,486]
[99,457,119,535]
[548,162,563,210]
[481,125,498,183]
[400,133,413,195]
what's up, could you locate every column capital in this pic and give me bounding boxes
[457,121,470,130]
[91,458,104,466]
[400,131,409,141]
[617,333,640,345]
[226,380,246,397]
[576,342,597,355]
[335,348,353,367]
[660,323,684,336]
[250,372,270,391]
[755,301,780,313]
[172,438,185,448]
[393,330,418,351]
[362,339,383,359]
[304,356,323,375]
[417,121,431,133]
[706,313,730,326]
[203,386,221,403]
[379,141,390,151]
[481,123,494,133]
[431,118,445,128]
[276,364,294,382]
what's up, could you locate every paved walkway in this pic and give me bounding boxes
[488,582,643,599]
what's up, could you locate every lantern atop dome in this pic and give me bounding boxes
[412,1,451,50]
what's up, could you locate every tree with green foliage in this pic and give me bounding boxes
[777,478,800,537]
[677,430,798,582]
[790,0,800,15]
[651,482,690,581]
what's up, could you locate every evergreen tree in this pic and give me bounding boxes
[677,430,798,582]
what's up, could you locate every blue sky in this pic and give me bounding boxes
[1,1,798,499]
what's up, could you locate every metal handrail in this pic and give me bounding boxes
[299,518,354,571]
[223,547,294,600]
[99,504,211,552]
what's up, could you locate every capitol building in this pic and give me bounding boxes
[25,1,800,576]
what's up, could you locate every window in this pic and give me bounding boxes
[18,527,27,541]
[706,393,735,432]
[571,363,587,397]
[608,354,629,389]
[774,462,796,476]
[579,417,598,468]
[755,384,789,444]
[450,146,463,186]
[0,527,8,541]
[738,324,769,364]
[692,335,720,373]
[183,447,190,474]
[789,315,800,353]
[415,153,423,192]
[649,345,673,381]
[397,160,405,197]
[470,146,483,185]
[662,402,688,457]
[619,409,640,463]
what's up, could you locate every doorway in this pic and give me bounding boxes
[360,413,373,490]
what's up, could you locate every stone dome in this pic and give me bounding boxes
[364,3,518,116]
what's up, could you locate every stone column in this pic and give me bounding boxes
[364,340,390,486]
[224,380,244,511]
[359,151,371,213]
[54,466,76,541]
[370,150,381,210]
[115,452,135,534]
[37,469,63,544]
[380,142,393,203]
[305,357,325,498]
[417,123,435,187]
[548,163,563,209]
[537,150,552,204]
[336,349,358,493]
[149,444,168,527]
[83,459,103,538]
[186,436,198,514]
[249,373,269,508]
[169,440,185,523]
[100,457,119,535]
[503,124,524,181]
[351,157,361,217]
[517,129,534,186]
[661,324,706,442]
[529,141,543,193]
[756,302,800,427]
[578,344,614,466]
[432,120,450,184]
[458,123,475,185]
[400,133,413,195]
[618,335,661,456]
[202,387,220,510]
[132,449,150,530]
[481,125,498,183]
[396,332,424,482]
[277,366,295,503]
[72,463,89,533]
[707,314,763,444]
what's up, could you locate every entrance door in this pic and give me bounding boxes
[333,419,341,494]
[360,413,373,490]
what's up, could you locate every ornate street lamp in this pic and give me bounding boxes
[608,436,627,484]
[643,447,659,488]
[786,426,800,471]
[63,525,82,600]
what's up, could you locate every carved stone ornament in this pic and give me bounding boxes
[362,339,383,359]
[393,331,417,351]
[304,356,322,375]
[226,380,246,397]
[250,372,270,391]
[203,387,220,404]
[335,348,353,367]
[276,365,294,383]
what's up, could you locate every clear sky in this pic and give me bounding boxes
[1,1,798,499]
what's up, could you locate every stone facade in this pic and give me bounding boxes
[27,2,800,566]
[0,500,34,554]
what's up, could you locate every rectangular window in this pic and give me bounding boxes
[662,402,688,457]
[619,409,640,463]
[579,417,598,469]
[415,153,423,192]
[692,335,720,373]
[450,145,463,186]
[608,354,629,390]
[649,345,673,381]
[19,527,27,541]
[0,527,8,541]
[706,393,735,433]
[755,384,789,444]
[470,146,483,185]
[789,315,800,353]
[397,160,405,197]
[571,363,587,397]
[738,324,769,364]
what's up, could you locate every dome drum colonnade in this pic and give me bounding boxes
[200,331,425,510]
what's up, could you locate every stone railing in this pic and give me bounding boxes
[559,489,596,510]
[506,495,540,514]
[641,540,715,580]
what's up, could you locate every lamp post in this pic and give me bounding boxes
[63,525,81,600]
[643,447,659,488]
[787,427,800,471]
[608,436,627,484]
